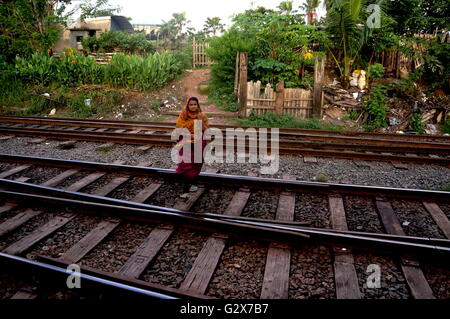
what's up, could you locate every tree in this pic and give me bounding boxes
[203,17,225,37]
[277,1,294,14]
[385,0,450,35]
[159,12,192,49]
[79,0,122,20]
[301,0,320,25]
[0,0,72,62]
[325,0,366,87]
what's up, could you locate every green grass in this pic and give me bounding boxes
[442,184,450,192]
[235,111,344,131]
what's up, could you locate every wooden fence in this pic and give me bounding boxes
[192,38,212,68]
[376,29,449,77]
[246,81,313,117]
[235,52,325,118]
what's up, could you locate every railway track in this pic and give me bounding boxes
[1,116,450,166]
[0,154,449,299]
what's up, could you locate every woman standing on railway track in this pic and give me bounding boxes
[175,96,209,197]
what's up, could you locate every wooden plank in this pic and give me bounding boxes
[10,285,38,299]
[0,165,31,179]
[3,213,76,255]
[375,199,405,235]
[178,183,251,294]
[179,235,228,293]
[329,195,348,231]
[401,261,435,299]
[173,169,217,211]
[173,187,206,211]
[329,195,362,299]
[59,219,121,263]
[64,172,105,192]
[422,201,450,239]
[275,81,284,116]
[375,199,435,299]
[0,203,16,215]
[0,209,43,237]
[131,183,162,203]
[117,226,174,278]
[261,176,296,299]
[224,189,251,216]
[94,176,129,197]
[41,169,79,187]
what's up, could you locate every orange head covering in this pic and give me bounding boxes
[176,97,209,134]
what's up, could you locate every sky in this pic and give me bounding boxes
[69,0,326,31]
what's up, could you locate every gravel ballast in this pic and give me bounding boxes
[206,239,267,299]
[289,244,335,299]
[140,228,209,288]
[0,137,449,191]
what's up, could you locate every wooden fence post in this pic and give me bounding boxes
[192,38,196,68]
[238,52,248,117]
[275,81,285,115]
[234,52,240,96]
[313,56,325,119]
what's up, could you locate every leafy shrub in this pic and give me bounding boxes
[444,118,450,134]
[82,31,155,55]
[420,39,450,92]
[363,85,388,128]
[367,63,384,79]
[411,113,425,134]
[237,111,342,130]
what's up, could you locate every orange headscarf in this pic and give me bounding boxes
[176,97,209,136]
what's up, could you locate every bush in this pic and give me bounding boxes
[420,39,450,92]
[411,113,425,134]
[13,51,186,91]
[82,31,155,55]
[363,85,388,128]
[367,63,384,79]
[237,111,343,130]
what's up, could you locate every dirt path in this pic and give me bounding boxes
[179,69,234,125]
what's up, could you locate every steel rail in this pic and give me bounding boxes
[0,178,447,249]
[2,115,450,143]
[0,252,185,299]
[1,189,449,260]
[1,153,450,200]
[1,126,449,155]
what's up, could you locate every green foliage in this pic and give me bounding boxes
[0,0,70,62]
[79,0,121,20]
[411,113,425,134]
[207,7,327,95]
[444,118,450,134]
[106,52,184,90]
[386,0,450,35]
[13,51,186,91]
[237,111,343,131]
[363,85,388,128]
[419,39,450,92]
[367,63,384,79]
[82,31,155,55]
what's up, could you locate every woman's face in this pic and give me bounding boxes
[188,99,199,113]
